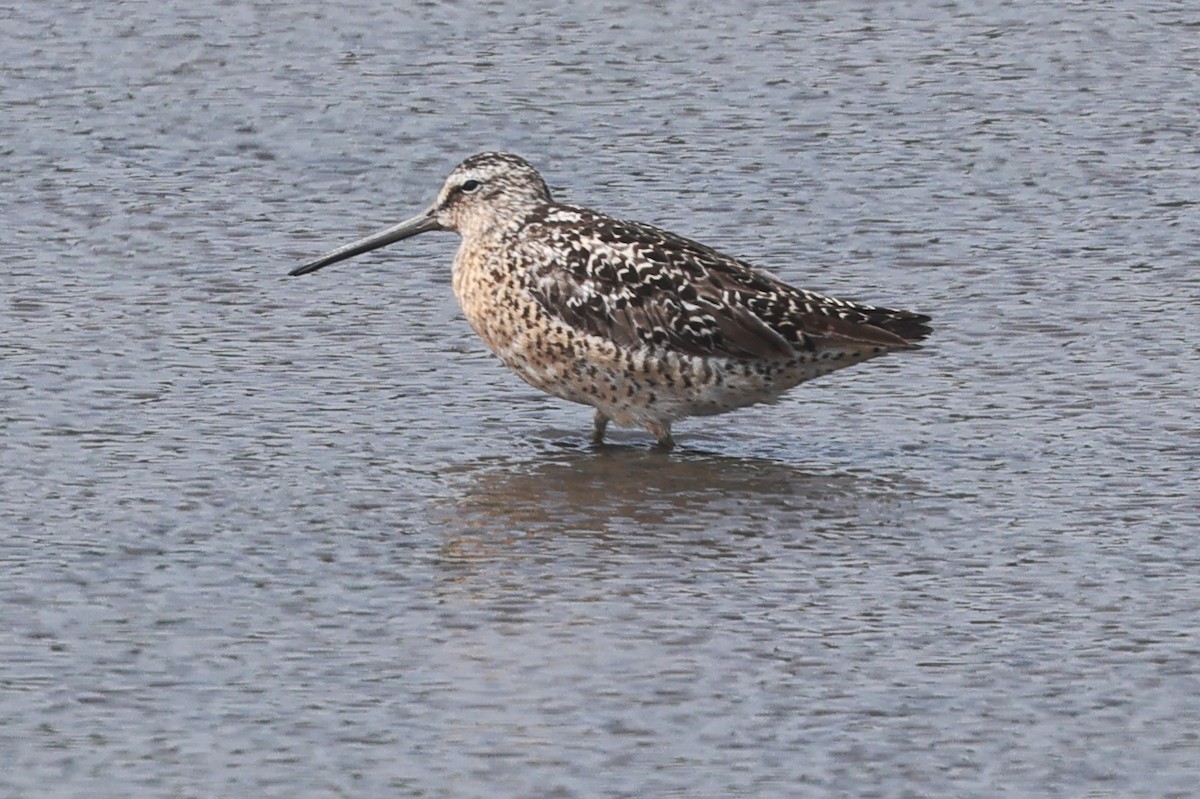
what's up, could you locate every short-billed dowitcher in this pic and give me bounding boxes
[290,152,931,449]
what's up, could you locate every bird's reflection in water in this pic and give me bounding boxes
[430,442,924,575]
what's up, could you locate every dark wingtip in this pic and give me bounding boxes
[884,312,933,344]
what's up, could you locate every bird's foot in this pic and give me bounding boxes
[591,410,610,446]
[646,420,674,451]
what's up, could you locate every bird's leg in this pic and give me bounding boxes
[591,409,609,445]
[646,420,674,451]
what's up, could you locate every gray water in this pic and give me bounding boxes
[3,1,1198,796]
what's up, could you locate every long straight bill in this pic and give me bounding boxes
[289,207,441,276]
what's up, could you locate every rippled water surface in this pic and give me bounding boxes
[3,1,1198,796]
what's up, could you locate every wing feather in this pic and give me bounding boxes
[518,206,930,359]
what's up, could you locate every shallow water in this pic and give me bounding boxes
[3,1,1198,796]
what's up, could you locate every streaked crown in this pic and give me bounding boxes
[433,152,554,237]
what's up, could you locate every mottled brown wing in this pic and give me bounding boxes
[519,207,929,360]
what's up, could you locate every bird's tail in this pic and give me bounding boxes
[868,308,933,345]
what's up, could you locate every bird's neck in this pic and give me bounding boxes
[457,202,547,249]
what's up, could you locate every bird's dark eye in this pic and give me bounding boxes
[460,179,482,194]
